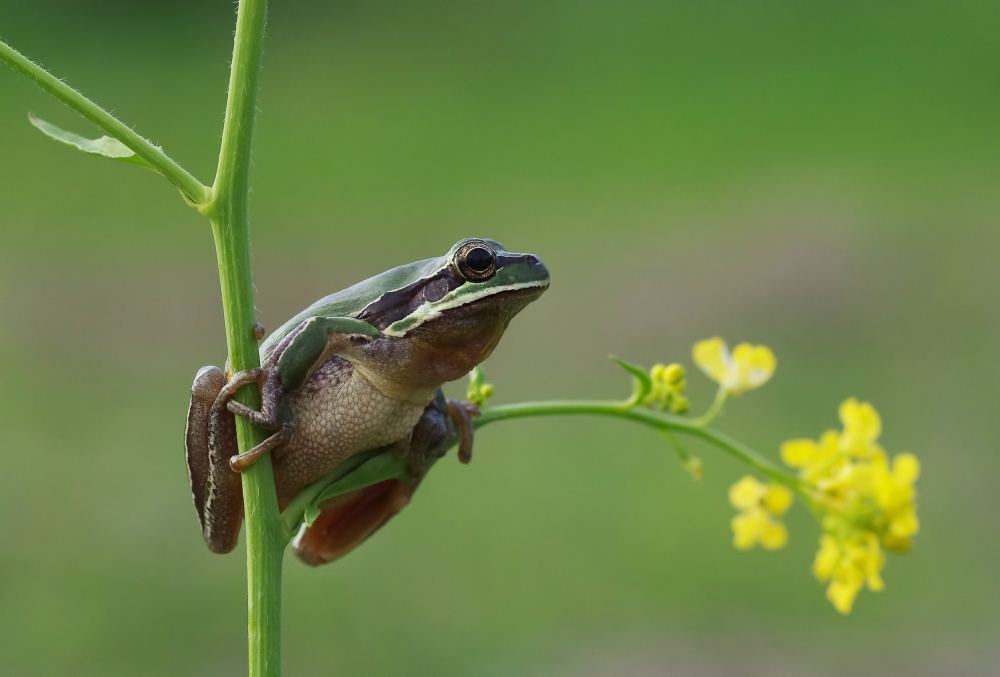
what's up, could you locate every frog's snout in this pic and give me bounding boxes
[526,255,550,285]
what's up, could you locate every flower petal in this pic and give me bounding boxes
[893,453,920,485]
[692,337,731,385]
[759,520,788,550]
[827,577,862,615]
[763,484,793,516]
[729,475,764,510]
[881,532,912,552]
[862,533,886,591]
[813,534,840,581]
[839,398,882,456]
[731,511,764,550]
[819,429,841,456]
[781,439,821,468]
[890,506,920,539]
[730,343,776,394]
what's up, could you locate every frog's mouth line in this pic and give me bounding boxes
[382,278,549,337]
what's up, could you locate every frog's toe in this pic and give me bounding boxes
[213,367,266,409]
[228,425,292,472]
[226,399,282,430]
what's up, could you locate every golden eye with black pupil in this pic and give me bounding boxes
[455,241,497,281]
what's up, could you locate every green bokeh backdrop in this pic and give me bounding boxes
[1,2,997,675]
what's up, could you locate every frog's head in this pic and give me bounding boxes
[359,238,549,383]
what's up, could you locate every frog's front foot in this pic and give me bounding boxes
[447,399,481,464]
[212,367,293,473]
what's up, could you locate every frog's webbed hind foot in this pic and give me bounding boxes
[447,399,481,464]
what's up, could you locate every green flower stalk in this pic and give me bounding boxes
[2,0,277,671]
[459,336,919,615]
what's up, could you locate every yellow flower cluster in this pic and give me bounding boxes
[693,337,776,395]
[615,339,918,615]
[781,398,920,614]
[644,362,688,413]
[728,476,793,550]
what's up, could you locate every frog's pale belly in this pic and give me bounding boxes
[272,356,428,500]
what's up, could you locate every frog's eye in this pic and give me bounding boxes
[455,241,497,281]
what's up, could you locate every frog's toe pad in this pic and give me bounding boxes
[292,479,419,566]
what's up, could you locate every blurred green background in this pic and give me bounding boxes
[1,1,997,675]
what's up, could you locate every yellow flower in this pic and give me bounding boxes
[693,337,776,395]
[873,451,920,552]
[728,476,793,550]
[813,532,885,614]
[838,398,882,458]
[780,399,920,613]
[780,429,841,481]
[813,459,874,514]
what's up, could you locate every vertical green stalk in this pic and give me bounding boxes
[3,3,279,670]
[207,0,281,675]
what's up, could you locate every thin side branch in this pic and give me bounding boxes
[0,39,210,205]
[277,398,810,538]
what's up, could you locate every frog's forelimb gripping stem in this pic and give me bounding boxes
[214,368,294,473]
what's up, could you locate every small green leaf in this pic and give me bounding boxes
[609,355,652,405]
[467,366,485,399]
[29,114,158,171]
[303,503,321,528]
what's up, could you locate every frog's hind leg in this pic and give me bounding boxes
[292,392,456,566]
[186,366,245,554]
[292,479,421,566]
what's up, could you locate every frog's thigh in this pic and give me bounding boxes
[186,366,245,554]
[291,396,454,566]
[293,478,420,566]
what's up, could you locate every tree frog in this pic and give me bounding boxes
[185,238,549,565]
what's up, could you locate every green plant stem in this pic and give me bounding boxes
[0,39,209,205]
[691,386,729,427]
[207,0,278,675]
[661,429,698,474]
[278,399,812,538]
[477,401,808,494]
[4,10,279,673]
